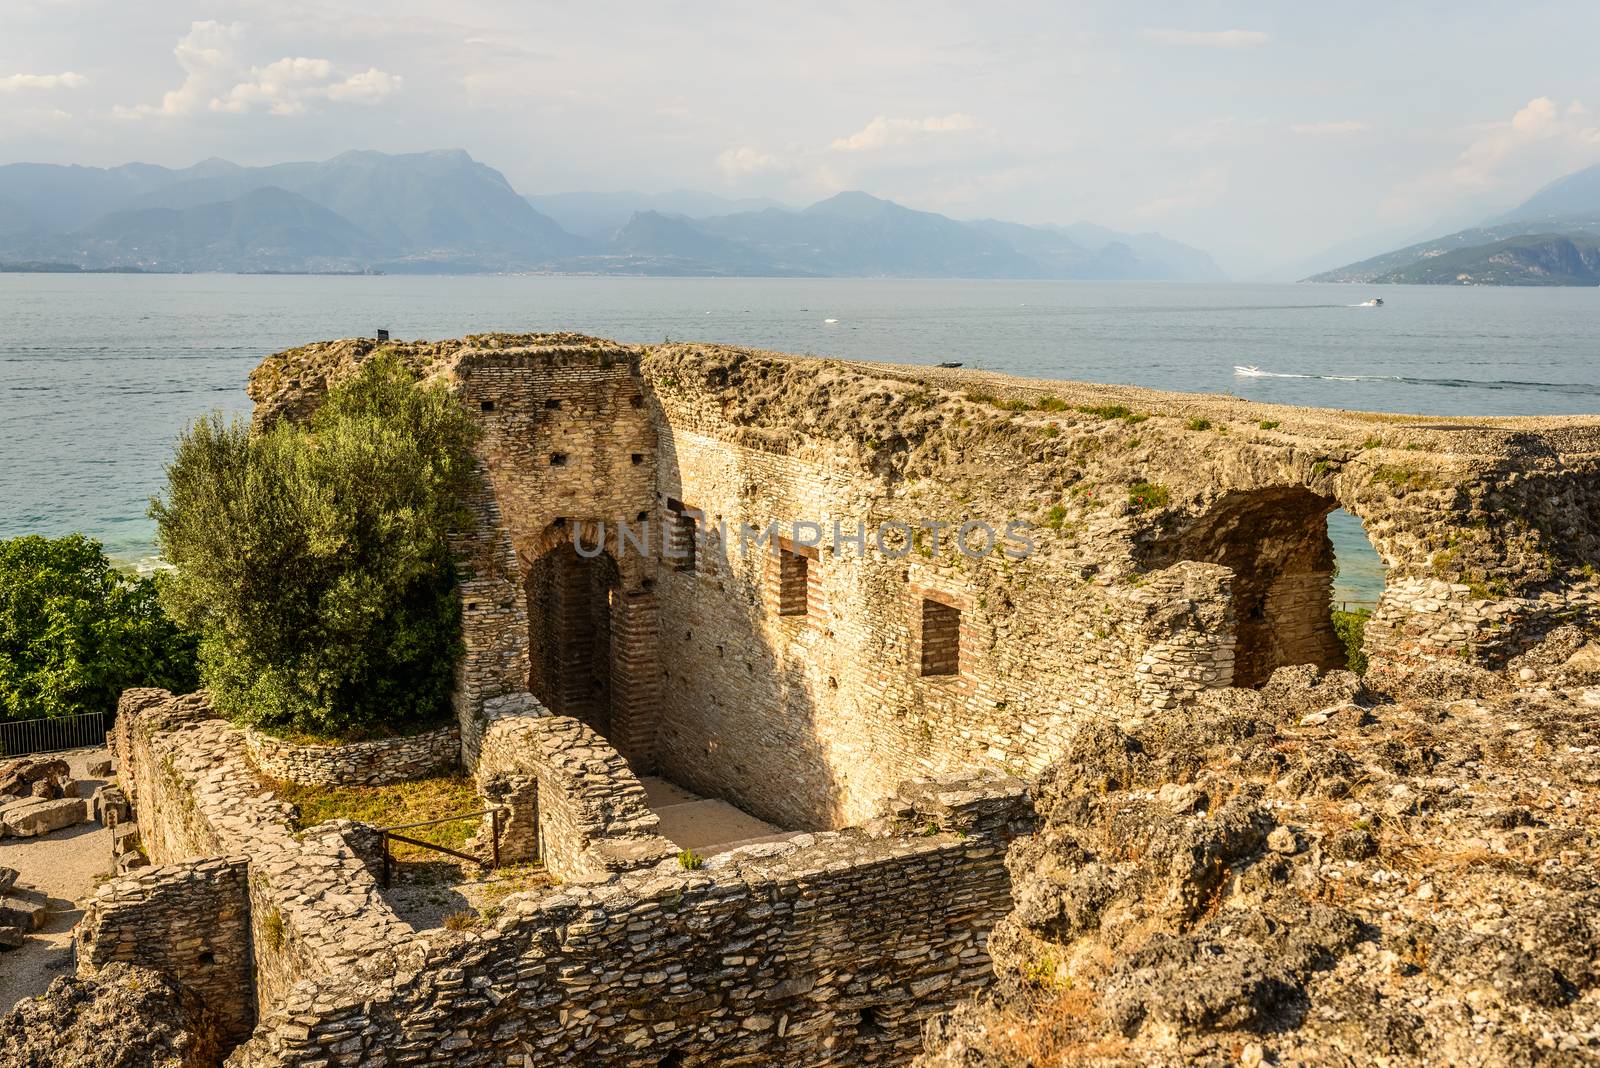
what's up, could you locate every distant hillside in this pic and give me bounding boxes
[559,192,1224,280]
[0,150,585,271]
[1309,160,1600,285]
[526,190,788,242]
[0,150,1224,278]
[71,187,389,272]
[1377,233,1600,286]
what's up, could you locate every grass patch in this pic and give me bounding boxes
[273,771,480,857]
[1037,395,1070,412]
[1259,419,1281,430]
[1185,417,1212,431]
[1361,436,1383,450]
[1371,465,1437,491]
[1127,481,1170,513]
[678,849,704,870]
[1043,504,1069,530]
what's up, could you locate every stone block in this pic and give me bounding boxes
[1,796,87,837]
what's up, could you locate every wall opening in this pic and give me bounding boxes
[526,543,621,738]
[919,599,962,676]
[667,501,698,573]
[1149,485,1346,688]
[1328,507,1385,674]
[769,541,814,617]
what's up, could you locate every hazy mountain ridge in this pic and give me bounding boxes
[1309,161,1600,285]
[0,150,1224,279]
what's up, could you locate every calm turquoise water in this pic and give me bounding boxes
[5,275,1599,599]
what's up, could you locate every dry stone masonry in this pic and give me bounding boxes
[242,723,459,786]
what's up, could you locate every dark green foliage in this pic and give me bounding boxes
[1332,608,1371,675]
[0,534,196,722]
[151,355,480,739]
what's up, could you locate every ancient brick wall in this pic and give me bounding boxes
[76,856,255,1045]
[227,775,1032,1068]
[242,724,459,787]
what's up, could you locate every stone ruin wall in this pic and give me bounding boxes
[76,856,256,1045]
[242,723,459,787]
[473,703,677,880]
[103,689,417,1026]
[230,776,1032,1068]
[247,334,1600,833]
[92,686,1031,1067]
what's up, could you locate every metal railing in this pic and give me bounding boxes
[0,711,107,758]
[1334,599,1378,614]
[378,807,507,888]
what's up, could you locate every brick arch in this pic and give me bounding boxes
[521,519,661,770]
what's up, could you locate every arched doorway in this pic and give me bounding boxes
[526,541,622,739]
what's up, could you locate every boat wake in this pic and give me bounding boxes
[1233,366,1600,395]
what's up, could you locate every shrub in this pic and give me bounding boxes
[678,849,704,870]
[1127,482,1171,513]
[151,355,481,739]
[1332,608,1371,675]
[1185,417,1213,431]
[1259,420,1281,430]
[0,534,196,723]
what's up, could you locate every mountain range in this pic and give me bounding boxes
[0,149,1224,280]
[1308,162,1600,286]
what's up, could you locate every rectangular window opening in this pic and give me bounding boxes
[668,504,698,573]
[774,545,810,616]
[919,599,961,676]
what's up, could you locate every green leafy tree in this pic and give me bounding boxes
[0,534,197,722]
[151,354,481,739]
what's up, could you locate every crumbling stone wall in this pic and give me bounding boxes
[228,775,1032,1068]
[475,703,676,879]
[107,689,416,1020]
[76,856,255,1045]
[242,724,459,787]
[247,335,1600,833]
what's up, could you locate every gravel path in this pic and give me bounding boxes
[0,747,114,1014]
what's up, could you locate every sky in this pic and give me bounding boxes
[4,0,1600,274]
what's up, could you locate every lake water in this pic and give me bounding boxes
[5,275,1599,602]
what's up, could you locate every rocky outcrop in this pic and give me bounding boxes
[920,669,1600,1066]
[0,963,224,1067]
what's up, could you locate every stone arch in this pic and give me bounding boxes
[1146,485,1346,687]
[521,520,661,768]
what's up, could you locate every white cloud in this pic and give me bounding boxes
[717,145,785,177]
[829,113,981,152]
[1290,120,1370,136]
[1141,28,1270,47]
[115,21,400,119]
[0,71,88,92]
[1382,96,1600,215]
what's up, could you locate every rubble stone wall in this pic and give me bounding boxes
[108,689,416,1020]
[242,724,459,787]
[76,856,256,1045]
[474,704,676,879]
[228,775,1033,1068]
